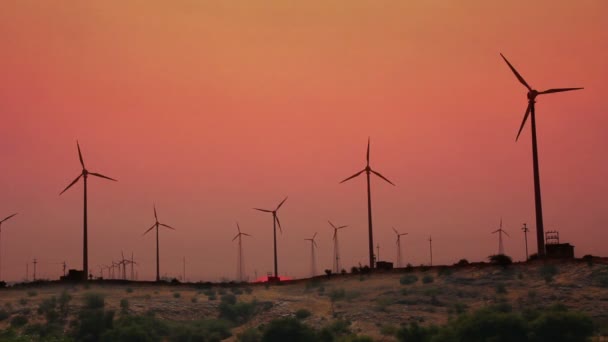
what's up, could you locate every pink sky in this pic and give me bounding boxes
[0,1,607,281]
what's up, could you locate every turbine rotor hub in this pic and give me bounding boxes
[527,90,538,101]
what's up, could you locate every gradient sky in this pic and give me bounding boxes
[1,1,607,281]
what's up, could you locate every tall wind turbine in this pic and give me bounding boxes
[254,197,287,278]
[500,54,583,258]
[0,213,17,280]
[340,138,395,268]
[60,141,116,280]
[304,232,318,278]
[143,205,175,282]
[492,218,510,255]
[232,222,251,282]
[392,227,408,268]
[328,220,348,274]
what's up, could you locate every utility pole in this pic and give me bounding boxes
[429,236,433,266]
[376,243,380,262]
[62,262,67,277]
[522,223,529,261]
[33,258,37,281]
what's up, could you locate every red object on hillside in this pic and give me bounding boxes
[253,275,292,283]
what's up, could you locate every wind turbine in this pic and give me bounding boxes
[522,223,530,261]
[254,197,287,279]
[130,252,137,280]
[340,138,395,268]
[232,222,251,282]
[60,141,117,280]
[392,227,408,268]
[0,213,17,280]
[492,218,510,255]
[304,232,318,278]
[500,54,583,258]
[143,204,175,282]
[328,220,348,274]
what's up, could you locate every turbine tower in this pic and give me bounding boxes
[0,213,17,280]
[143,204,175,282]
[232,222,251,282]
[254,196,287,279]
[522,223,530,261]
[492,218,510,255]
[304,232,318,278]
[328,220,348,274]
[340,138,395,268]
[392,227,408,268]
[60,141,117,280]
[500,54,583,257]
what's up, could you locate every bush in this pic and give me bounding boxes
[10,315,28,327]
[219,299,259,325]
[380,324,398,336]
[295,309,311,320]
[422,275,434,284]
[27,290,37,297]
[191,297,198,303]
[101,312,168,342]
[496,283,508,294]
[173,292,181,299]
[59,290,72,315]
[529,311,594,342]
[0,309,9,321]
[18,298,28,306]
[539,264,559,283]
[399,275,418,285]
[261,317,316,342]
[120,299,129,313]
[489,254,513,268]
[396,322,439,342]
[126,287,134,293]
[455,259,469,266]
[239,327,262,342]
[328,288,346,302]
[83,292,105,310]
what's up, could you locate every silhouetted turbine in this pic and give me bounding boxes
[304,232,318,278]
[232,222,251,282]
[500,53,583,257]
[0,213,17,280]
[254,197,287,278]
[392,227,408,268]
[328,220,348,274]
[492,218,510,255]
[143,204,175,282]
[60,141,116,280]
[340,138,395,268]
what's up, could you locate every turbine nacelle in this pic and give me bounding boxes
[527,90,539,101]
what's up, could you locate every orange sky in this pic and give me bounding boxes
[1,1,607,281]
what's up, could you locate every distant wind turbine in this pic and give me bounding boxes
[340,138,395,268]
[304,232,318,278]
[143,204,175,282]
[492,218,510,255]
[0,213,17,280]
[254,197,287,279]
[60,141,117,280]
[232,222,251,282]
[500,53,583,257]
[392,227,408,268]
[328,220,348,274]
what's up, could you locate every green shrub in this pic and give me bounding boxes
[219,299,258,325]
[83,292,105,310]
[396,322,439,342]
[422,275,434,284]
[101,312,168,342]
[496,283,508,294]
[58,290,72,315]
[488,254,513,268]
[221,294,237,305]
[244,287,254,294]
[239,326,262,342]
[120,299,129,313]
[18,298,27,306]
[380,324,398,336]
[539,264,558,283]
[328,288,346,302]
[10,315,28,328]
[173,292,181,299]
[295,309,311,320]
[27,290,37,297]
[529,311,593,342]
[0,309,9,321]
[72,307,115,341]
[399,274,418,285]
[231,287,244,295]
[126,287,133,294]
[261,317,316,342]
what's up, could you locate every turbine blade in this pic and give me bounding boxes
[500,53,532,91]
[340,169,365,184]
[159,223,175,230]
[275,215,282,233]
[0,213,17,223]
[313,232,317,239]
[313,241,318,248]
[154,204,158,221]
[366,137,370,166]
[371,169,395,186]
[392,227,399,235]
[276,196,288,211]
[89,172,117,182]
[328,220,337,229]
[333,231,337,239]
[232,233,239,241]
[77,141,85,168]
[143,223,155,236]
[237,222,241,233]
[60,174,83,195]
[540,87,583,94]
[338,225,348,229]
[503,230,510,237]
[242,233,252,237]
[516,103,532,142]
[253,208,272,213]
[492,229,499,234]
